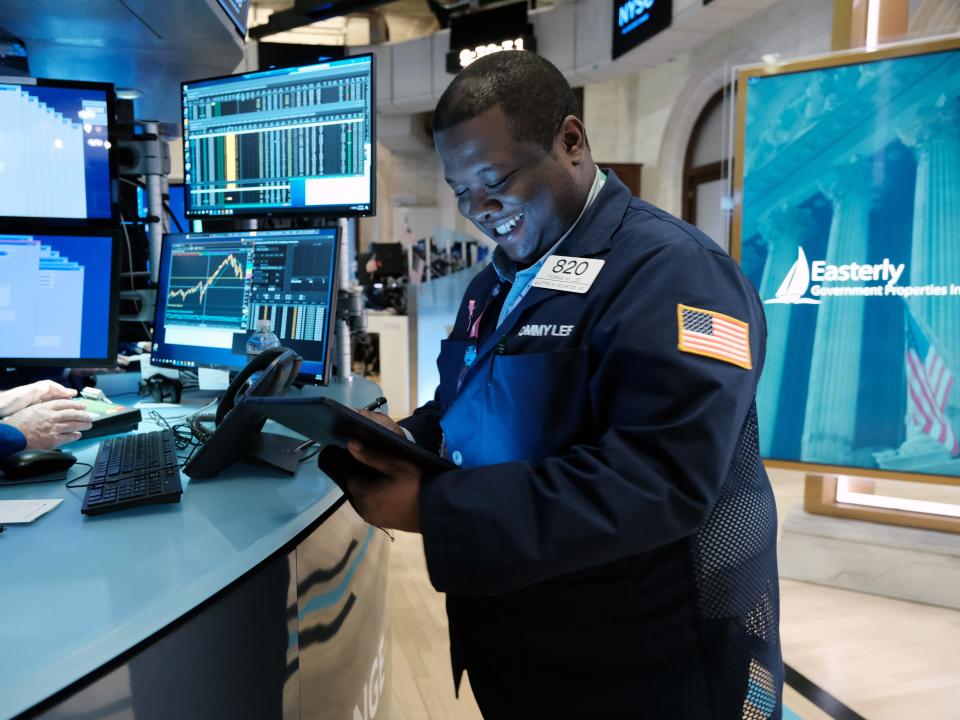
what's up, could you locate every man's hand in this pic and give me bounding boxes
[0,381,77,417]
[354,408,405,436]
[3,400,93,449]
[346,439,422,533]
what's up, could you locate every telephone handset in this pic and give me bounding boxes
[184,347,304,479]
[215,346,302,425]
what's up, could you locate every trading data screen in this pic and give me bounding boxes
[151,228,339,382]
[0,81,114,221]
[0,232,116,363]
[182,55,374,218]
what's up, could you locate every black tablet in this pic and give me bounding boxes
[243,395,457,474]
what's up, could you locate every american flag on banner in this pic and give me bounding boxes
[677,304,752,370]
[905,309,959,457]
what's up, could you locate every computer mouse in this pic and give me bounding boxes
[1,449,77,479]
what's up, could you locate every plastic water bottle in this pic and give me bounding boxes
[246,319,281,361]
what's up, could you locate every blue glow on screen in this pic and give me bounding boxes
[151,228,339,382]
[0,84,112,220]
[0,233,113,360]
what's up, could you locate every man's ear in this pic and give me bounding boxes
[557,115,588,164]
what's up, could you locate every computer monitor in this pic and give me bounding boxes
[0,229,119,366]
[0,78,117,225]
[181,54,375,219]
[150,228,341,384]
[216,0,252,37]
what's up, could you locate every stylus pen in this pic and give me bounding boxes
[364,396,388,412]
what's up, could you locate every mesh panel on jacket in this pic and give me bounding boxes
[689,401,783,719]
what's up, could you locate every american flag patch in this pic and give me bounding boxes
[677,304,751,369]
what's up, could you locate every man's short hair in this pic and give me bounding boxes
[433,51,580,151]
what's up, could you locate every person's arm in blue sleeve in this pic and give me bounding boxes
[0,422,27,460]
[399,401,444,451]
[419,241,767,596]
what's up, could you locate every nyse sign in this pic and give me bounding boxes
[612,0,672,60]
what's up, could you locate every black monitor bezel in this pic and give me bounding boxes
[0,77,119,229]
[215,0,252,38]
[0,226,120,367]
[150,227,342,385]
[180,52,377,221]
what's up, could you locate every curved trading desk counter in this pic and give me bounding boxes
[0,378,391,720]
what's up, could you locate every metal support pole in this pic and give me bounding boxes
[336,217,354,383]
[139,121,169,284]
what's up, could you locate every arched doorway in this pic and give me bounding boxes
[682,87,730,249]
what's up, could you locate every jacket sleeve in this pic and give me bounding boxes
[398,401,444,453]
[419,241,768,596]
[0,422,27,460]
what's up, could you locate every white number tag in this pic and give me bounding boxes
[531,255,605,294]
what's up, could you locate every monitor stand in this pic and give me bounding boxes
[242,432,306,475]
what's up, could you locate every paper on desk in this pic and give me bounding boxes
[0,499,63,524]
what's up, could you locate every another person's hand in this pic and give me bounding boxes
[0,380,77,417]
[354,408,405,436]
[2,400,93,449]
[346,439,422,533]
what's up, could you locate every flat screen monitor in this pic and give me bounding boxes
[0,229,119,366]
[216,0,252,37]
[181,54,375,219]
[0,78,116,225]
[151,228,340,384]
[732,36,960,482]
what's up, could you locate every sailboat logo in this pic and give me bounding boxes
[765,247,821,305]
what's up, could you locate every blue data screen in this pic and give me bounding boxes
[0,233,114,360]
[182,56,374,218]
[0,84,113,220]
[151,228,339,383]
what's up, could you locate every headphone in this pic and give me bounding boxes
[214,347,302,426]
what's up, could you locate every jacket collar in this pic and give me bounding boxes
[458,169,634,388]
[553,168,632,259]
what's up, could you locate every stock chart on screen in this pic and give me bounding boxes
[151,228,340,383]
[165,247,250,328]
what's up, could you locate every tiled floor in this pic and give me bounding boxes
[386,468,960,719]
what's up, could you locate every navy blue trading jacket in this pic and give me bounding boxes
[0,423,26,460]
[400,171,782,719]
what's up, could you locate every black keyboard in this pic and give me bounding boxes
[81,429,183,515]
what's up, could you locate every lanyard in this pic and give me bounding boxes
[457,283,503,390]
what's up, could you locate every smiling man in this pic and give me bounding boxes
[347,51,782,718]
